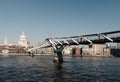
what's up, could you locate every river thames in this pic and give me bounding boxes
[0,55,120,82]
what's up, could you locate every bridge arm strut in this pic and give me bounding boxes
[82,37,93,44]
[71,39,79,44]
[55,39,63,45]
[49,39,57,50]
[63,39,69,45]
[99,34,113,42]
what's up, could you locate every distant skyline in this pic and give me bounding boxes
[0,0,120,44]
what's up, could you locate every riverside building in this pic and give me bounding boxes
[0,32,30,55]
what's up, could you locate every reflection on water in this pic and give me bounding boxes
[0,55,120,82]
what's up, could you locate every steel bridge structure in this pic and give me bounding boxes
[29,30,120,62]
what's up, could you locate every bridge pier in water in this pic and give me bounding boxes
[53,46,64,63]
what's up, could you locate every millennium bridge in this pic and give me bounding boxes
[29,30,120,63]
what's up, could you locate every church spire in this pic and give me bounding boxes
[4,36,8,45]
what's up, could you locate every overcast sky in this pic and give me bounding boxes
[0,0,120,44]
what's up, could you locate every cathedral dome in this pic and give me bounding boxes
[20,32,26,39]
[18,32,30,48]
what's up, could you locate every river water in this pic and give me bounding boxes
[0,55,120,82]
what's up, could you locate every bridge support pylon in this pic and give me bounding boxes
[53,46,64,63]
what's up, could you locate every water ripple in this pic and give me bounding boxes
[0,56,120,82]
